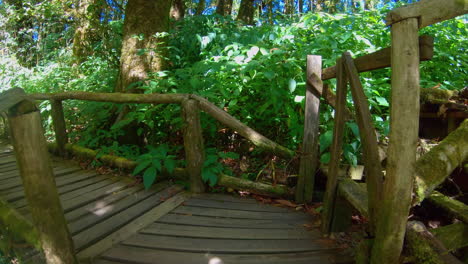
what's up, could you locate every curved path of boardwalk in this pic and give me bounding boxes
[0,145,350,264]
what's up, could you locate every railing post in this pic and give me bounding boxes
[296,55,322,203]
[321,57,348,234]
[182,98,206,193]
[50,99,68,157]
[8,100,78,264]
[371,17,420,264]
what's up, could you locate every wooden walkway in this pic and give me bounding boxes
[0,147,349,264]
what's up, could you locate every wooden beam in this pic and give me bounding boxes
[342,52,384,235]
[413,120,468,205]
[8,101,78,264]
[182,99,206,193]
[193,95,295,159]
[427,191,468,224]
[386,0,468,29]
[0,88,29,112]
[321,35,433,80]
[371,18,420,264]
[77,191,189,261]
[406,221,463,264]
[50,100,68,157]
[337,178,369,218]
[432,222,468,252]
[296,55,322,203]
[321,58,348,234]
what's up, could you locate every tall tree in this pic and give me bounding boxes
[171,0,186,21]
[237,0,255,25]
[195,0,206,15]
[116,0,172,92]
[216,0,233,16]
[284,0,294,14]
[72,0,103,63]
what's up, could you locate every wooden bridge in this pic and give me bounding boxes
[0,144,349,264]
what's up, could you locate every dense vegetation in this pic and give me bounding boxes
[0,0,466,189]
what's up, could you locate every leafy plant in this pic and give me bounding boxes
[202,148,239,186]
[132,144,178,189]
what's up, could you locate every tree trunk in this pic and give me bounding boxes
[171,0,186,21]
[195,0,206,15]
[237,0,255,25]
[284,0,294,14]
[298,0,304,13]
[216,0,226,15]
[72,0,102,63]
[224,0,234,15]
[116,0,172,92]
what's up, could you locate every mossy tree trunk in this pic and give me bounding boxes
[116,0,172,92]
[216,0,233,16]
[72,0,103,63]
[237,0,255,25]
[195,0,206,15]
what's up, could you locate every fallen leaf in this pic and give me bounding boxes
[275,199,298,208]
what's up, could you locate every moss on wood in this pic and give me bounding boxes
[420,88,456,105]
[432,222,468,251]
[413,120,468,205]
[0,198,40,249]
[217,174,292,198]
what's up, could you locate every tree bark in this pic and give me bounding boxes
[237,0,255,25]
[171,0,186,21]
[72,0,102,63]
[216,0,233,16]
[284,0,294,14]
[195,0,206,15]
[116,0,172,92]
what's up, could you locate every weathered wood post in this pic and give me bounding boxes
[370,17,420,264]
[296,55,322,203]
[182,98,206,193]
[321,58,348,234]
[3,90,78,264]
[50,99,68,157]
[342,52,385,236]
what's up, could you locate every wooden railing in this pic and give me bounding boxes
[308,0,467,263]
[0,88,296,263]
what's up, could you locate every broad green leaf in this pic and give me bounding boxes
[143,167,157,189]
[164,159,176,174]
[133,159,152,175]
[346,122,360,139]
[375,96,389,107]
[320,152,331,164]
[319,130,333,153]
[152,159,162,171]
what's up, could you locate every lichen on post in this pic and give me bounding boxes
[8,99,78,264]
[182,99,206,193]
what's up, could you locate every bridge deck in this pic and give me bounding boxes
[0,147,349,264]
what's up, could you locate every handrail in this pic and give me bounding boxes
[30,91,295,159]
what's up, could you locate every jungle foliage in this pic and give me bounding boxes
[0,0,466,187]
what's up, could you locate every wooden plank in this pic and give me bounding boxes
[184,197,291,213]
[158,213,308,229]
[342,52,384,234]
[122,234,327,254]
[386,0,468,28]
[427,191,468,223]
[0,164,72,183]
[141,222,316,239]
[321,35,433,80]
[173,206,311,221]
[0,169,95,195]
[432,222,468,251]
[337,178,369,218]
[64,185,143,222]
[321,57,348,234]
[0,156,16,165]
[12,175,118,211]
[371,18,420,264]
[296,55,322,203]
[9,174,108,209]
[68,183,170,234]
[191,193,258,203]
[98,245,338,264]
[75,186,185,258]
[182,99,205,193]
